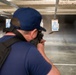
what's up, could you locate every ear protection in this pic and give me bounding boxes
[11,18,20,28]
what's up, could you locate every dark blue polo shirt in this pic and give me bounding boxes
[0,35,52,75]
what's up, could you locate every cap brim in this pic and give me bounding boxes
[40,27,46,32]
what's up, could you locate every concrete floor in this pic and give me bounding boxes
[44,24,76,75]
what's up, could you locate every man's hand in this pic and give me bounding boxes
[37,39,46,54]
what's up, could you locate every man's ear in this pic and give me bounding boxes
[30,29,38,39]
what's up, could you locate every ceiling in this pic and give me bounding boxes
[0,0,76,17]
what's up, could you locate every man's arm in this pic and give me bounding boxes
[37,40,61,75]
[47,65,60,75]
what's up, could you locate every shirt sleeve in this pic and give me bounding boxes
[25,46,52,75]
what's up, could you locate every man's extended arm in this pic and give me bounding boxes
[37,41,61,75]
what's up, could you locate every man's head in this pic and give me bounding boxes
[11,7,46,41]
[11,7,46,31]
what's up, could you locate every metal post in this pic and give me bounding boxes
[54,0,59,19]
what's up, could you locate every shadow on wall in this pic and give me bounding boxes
[0,16,6,30]
[73,20,76,30]
[0,22,5,37]
[0,16,6,37]
[56,15,76,31]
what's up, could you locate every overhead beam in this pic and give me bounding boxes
[0,1,76,15]
[0,1,76,10]
[13,1,56,6]
[59,1,76,4]
[0,8,76,15]
[13,1,76,5]
[0,1,76,6]
[0,5,76,9]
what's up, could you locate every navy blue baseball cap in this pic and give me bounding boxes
[12,7,46,31]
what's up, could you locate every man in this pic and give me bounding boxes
[0,7,60,75]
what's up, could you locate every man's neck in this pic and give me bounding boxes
[5,32,15,36]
